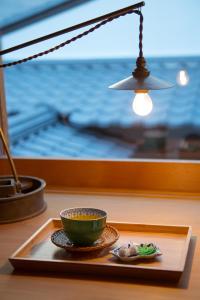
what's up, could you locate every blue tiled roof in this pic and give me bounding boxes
[11,123,134,158]
[4,57,200,157]
[5,58,200,128]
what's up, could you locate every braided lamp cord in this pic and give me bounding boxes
[0,10,143,68]
[139,12,143,57]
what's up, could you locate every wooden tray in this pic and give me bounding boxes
[9,219,192,281]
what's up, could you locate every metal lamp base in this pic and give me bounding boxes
[0,175,46,224]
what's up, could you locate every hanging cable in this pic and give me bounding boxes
[0,2,145,68]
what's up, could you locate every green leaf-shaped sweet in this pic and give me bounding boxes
[137,243,157,256]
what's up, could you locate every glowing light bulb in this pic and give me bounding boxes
[177,70,189,86]
[132,92,153,116]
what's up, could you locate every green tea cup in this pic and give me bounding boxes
[60,207,107,246]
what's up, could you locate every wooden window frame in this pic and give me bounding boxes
[0,157,200,196]
[0,54,8,154]
[0,45,199,194]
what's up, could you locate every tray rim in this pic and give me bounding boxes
[9,218,192,274]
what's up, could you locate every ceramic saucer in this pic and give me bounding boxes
[110,243,162,262]
[51,225,119,252]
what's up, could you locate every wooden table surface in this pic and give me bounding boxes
[0,188,200,300]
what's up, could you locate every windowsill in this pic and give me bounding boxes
[0,157,200,195]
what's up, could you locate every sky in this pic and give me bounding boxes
[2,0,200,61]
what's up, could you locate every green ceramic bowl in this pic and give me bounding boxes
[60,208,107,246]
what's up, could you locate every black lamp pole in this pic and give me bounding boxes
[0,1,145,57]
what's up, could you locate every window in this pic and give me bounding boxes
[1,0,200,160]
